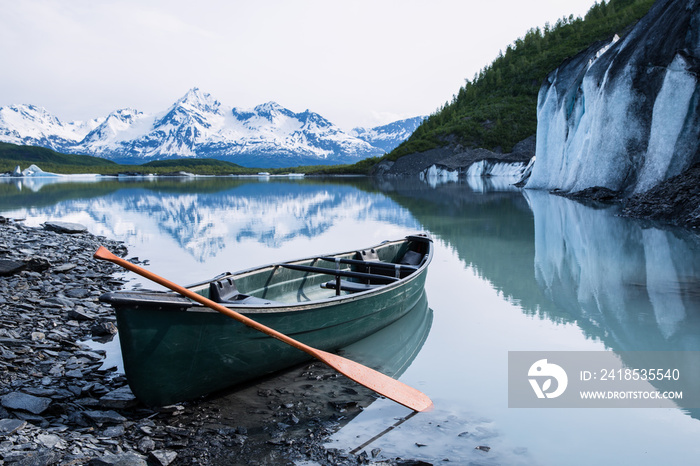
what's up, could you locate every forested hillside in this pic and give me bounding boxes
[389,0,655,160]
[0,142,118,173]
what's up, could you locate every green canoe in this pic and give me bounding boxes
[99,234,433,406]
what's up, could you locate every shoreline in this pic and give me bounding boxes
[0,219,419,466]
[1,164,310,180]
[6,157,699,233]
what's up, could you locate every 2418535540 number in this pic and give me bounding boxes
[600,368,680,381]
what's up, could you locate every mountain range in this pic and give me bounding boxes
[0,88,425,168]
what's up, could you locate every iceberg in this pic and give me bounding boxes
[1,164,101,192]
[21,164,58,177]
[419,165,459,188]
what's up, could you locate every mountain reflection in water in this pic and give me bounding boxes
[0,177,420,265]
[3,176,700,464]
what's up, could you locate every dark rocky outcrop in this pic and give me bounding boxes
[622,162,700,229]
[372,135,535,178]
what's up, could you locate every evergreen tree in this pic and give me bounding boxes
[387,0,655,160]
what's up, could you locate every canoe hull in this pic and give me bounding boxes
[107,235,433,406]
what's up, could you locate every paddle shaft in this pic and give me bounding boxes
[93,246,433,412]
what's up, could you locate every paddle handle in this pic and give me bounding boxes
[93,247,314,354]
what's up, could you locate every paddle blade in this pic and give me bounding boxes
[316,349,433,412]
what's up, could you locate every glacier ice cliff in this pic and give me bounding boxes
[526,0,700,198]
[418,159,532,190]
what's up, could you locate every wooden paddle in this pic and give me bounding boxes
[93,246,433,412]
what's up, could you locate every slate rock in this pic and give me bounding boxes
[3,448,61,465]
[65,288,91,299]
[25,257,51,272]
[1,391,52,414]
[150,450,178,466]
[83,410,127,424]
[91,322,118,336]
[0,418,27,435]
[12,411,46,422]
[138,436,156,452]
[44,296,75,308]
[0,259,25,276]
[68,307,96,321]
[22,388,57,397]
[0,337,25,347]
[43,221,88,234]
[36,432,63,448]
[102,425,125,438]
[100,386,138,409]
[53,262,78,273]
[89,452,148,466]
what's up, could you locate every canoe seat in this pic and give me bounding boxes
[321,279,384,293]
[357,245,424,268]
[320,255,419,279]
[209,278,281,306]
[399,249,424,266]
[357,248,380,262]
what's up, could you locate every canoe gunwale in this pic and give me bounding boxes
[100,234,433,315]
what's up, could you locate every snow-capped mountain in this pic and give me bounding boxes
[351,116,426,153]
[0,88,423,168]
[75,89,228,162]
[0,104,102,151]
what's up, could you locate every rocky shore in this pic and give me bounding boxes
[621,162,700,230]
[0,218,426,466]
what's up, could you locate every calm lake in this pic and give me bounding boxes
[2,175,700,464]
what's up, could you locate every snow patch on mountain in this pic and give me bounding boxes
[0,104,102,150]
[351,116,426,153]
[0,88,423,168]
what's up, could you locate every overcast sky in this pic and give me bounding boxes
[1,0,599,130]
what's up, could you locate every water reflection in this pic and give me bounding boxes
[0,174,101,192]
[393,180,700,391]
[0,177,420,266]
[329,179,700,464]
[524,190,700,416]
[3,176,700,463]
[524,190,700,352]
[465,174,523,192]
[376,178,700,355]
[342,291,433,378]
